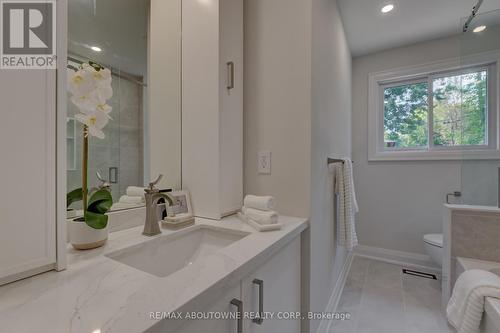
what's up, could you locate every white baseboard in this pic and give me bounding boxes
[316,251,354,333]
[354,244,441,275]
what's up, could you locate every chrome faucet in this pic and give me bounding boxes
[143,175,176,236]
[91,171,111,193]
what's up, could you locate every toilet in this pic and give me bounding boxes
[423,233,443,267]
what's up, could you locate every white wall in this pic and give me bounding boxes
[244,0,312,217]
[244,1,352,332]
[309,0,352,332]
[352,36,463,254]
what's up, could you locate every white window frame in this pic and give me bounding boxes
[368,51,500,161]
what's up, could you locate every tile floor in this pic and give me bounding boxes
[329,256,454,333]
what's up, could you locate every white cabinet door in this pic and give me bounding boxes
[218,0,243,217]
[175,285,242,333]
[182,0,243,220]
[242,237,301,333]
[182,0,222,219]
[0,69,57,285]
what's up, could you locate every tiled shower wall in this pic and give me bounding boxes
[67,72,144,207]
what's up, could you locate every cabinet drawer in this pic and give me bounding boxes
[242,237,301,333]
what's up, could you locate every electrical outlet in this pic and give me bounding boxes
[258,150,271,174]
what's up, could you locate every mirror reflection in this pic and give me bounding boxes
[66,0,181,217]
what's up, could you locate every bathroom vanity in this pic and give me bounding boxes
[0,1,296,332]
[0,0,245,285]
[0,215,307,333]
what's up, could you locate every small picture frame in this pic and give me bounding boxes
[167,190,193,217]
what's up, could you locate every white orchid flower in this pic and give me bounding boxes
[75,111,109,139]
[96,103,112,115]
[90,84,113,102]
[70,94,98,114]
[92,68,112,87]
[82,63,112,87]
[72,90,113,113]
[68,61,113,140]
[68,67,96,98]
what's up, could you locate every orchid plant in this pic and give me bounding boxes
[66,61,113,229]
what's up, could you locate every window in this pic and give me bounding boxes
[369,59,497,160]
[383,81,429,149]
[432,70,487,147]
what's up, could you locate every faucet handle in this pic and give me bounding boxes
[96,171,110,189]
[148,174,163,190]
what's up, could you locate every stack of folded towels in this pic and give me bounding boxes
[241,195,278,225]
[111,186,146,210]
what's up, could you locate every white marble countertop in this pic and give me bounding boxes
[456,257,500,330]
[0,215,308,333]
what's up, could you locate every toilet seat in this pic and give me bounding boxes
[423,234,443,248]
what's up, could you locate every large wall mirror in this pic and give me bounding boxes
[67,0,181,215]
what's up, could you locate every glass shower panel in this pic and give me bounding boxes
[460,9,500,206]
[114,70,146,200]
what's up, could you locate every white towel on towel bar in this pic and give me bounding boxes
[329,158,358,251]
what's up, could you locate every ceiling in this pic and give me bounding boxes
[338,0,500,57]
[68,0,148,77]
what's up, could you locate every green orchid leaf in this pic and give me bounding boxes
[84,211,109,230]
[87,189,113,214]
[85,189,113,229]
[93,201,111,215]
[67,188,83,208]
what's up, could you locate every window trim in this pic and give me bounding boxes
[368,51,500,161]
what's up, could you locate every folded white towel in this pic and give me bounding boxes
[243,195,276,211]
[118,195,144,205]
[447,269,500,333]
[126,186,146,198]
[241,207,278,225]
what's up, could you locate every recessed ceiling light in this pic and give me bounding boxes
[90,46,102,52]
[381,4,395,14]
[473,25,487,33]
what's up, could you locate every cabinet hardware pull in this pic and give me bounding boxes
[227,61,235,90]
[252,279,264,325]
[230,298,243,333]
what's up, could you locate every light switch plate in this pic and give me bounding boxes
[258,150,271,174]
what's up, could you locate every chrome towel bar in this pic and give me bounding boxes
[327,158,354,165]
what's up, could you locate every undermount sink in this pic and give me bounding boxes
[106,225,250,277]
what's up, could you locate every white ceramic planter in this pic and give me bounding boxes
[67,219,108,250]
